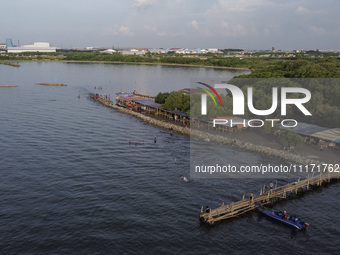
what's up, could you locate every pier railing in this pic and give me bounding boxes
[199,171,340,225]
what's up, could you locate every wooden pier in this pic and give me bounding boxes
[199,171,340,225]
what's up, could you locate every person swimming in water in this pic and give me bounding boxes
[180,175,188,182]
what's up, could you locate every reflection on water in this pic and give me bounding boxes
[0,62,338,255]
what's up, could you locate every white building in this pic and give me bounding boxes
[207,48,219,53]
[100,49,117,54]
[121,48,148,55]
[7,42,56,53]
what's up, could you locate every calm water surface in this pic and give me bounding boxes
[0,62,339,254]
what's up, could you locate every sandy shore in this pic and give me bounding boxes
[0,85,17,87]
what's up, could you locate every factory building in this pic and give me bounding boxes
[6,41,56,53]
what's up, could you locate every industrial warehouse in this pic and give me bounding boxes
[1,38,56,53]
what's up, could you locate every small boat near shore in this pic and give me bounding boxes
[258,208,309,230]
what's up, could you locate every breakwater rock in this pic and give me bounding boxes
[95,98,190,135]
[190,130,323,166]
[94,97,323,166]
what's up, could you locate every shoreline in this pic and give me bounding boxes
[9,59,252,71]
[93,96,325,166]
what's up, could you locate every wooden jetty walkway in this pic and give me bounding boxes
[199,171,340,225]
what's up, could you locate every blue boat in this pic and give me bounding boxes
[258,208,309,230]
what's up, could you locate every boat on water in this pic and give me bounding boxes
[258,208,309,230]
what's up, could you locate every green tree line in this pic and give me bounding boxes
[189,78,340,128]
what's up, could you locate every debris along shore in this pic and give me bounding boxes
[91,94,324,166]
[0,62,20,67]
[36,83,67,86]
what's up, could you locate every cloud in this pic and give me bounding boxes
[295,6,323,15]
[220,22,248,37]
[132,0,156,9]
[309,26,327,36]
[156,30,185,37]
[263,28,270,36]
[144,25,157,32]
[114,26,134,36]
[188,20,199,30]
[157,31,167,37]
[209,0,270,14]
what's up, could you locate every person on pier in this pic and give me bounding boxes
[249,192,254,200]
[269,181,274,192]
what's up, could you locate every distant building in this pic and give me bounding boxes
[100,49,117,54]
[207,48,219,53]
[0,43,6,50]
[7,41,56,53]
[168,48,184,53]
[272,47,276,52]
[148,48,167,54]
[121,48,148,55]
[6,38,14,48]
[131,48,148,52]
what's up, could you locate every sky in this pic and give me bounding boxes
[2,0,340,50]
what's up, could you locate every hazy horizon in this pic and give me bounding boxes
[2,0,340,50]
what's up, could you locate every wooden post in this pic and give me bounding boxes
[307,177,310,190]
[319,172,322,186]
[242,194,245,200]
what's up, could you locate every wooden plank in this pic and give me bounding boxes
[199,172,340,224]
